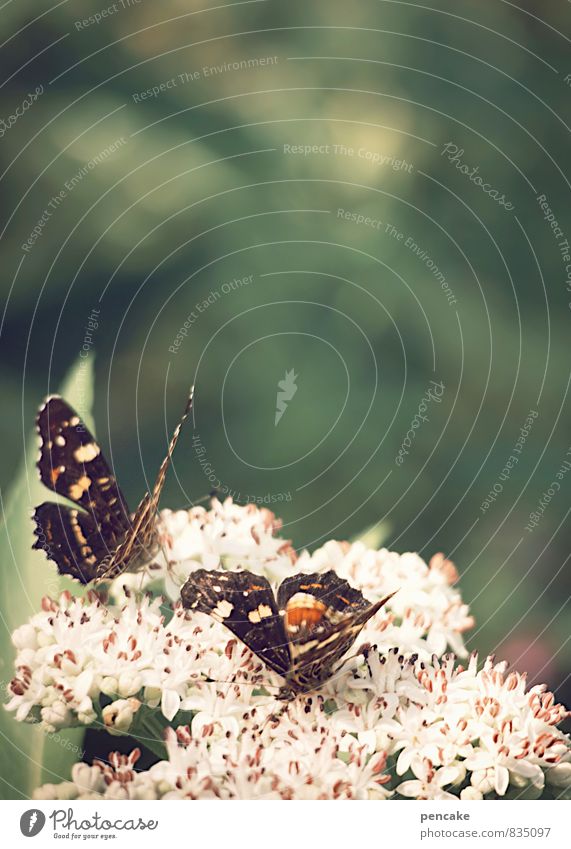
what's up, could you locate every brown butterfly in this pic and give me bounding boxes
[181,568,395,698]
[32,389,193,583]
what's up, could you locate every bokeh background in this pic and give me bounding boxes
[0,0,570,794]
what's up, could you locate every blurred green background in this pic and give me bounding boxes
[1,0,570,771]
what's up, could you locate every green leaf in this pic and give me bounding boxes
[0,358,95,799]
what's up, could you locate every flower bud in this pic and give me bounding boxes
[143,685,162,706]
[102,698,141,734]
[105,781,129,800]
[12,624,38,650]
[546,762,571,788]
[133,777,158,800]
[33,783,58,800]
[470,768,494,795]
[55,781,79,800]
[37,631,55,648]
[77,696,96,725]
[117,671,143,698]
[100,676,118,696]
[40,700,69,731]
[71,763,102,794]
[461,787,483,800]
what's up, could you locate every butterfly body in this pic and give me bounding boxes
[33,391,193,584]
[181,568,395,697]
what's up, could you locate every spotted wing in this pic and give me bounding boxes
[32,502,114,584]
[36,396,131,539]
[181,569,290,676]
[277,570,371,615]
[291,593,395,677]
[278,571,395,686]
[96,388,194,580]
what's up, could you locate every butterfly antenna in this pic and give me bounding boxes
[150,386,194,506]
[139,387,195,582]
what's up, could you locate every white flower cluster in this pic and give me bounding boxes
[149,499,298,598]
[32,651,570,800]
[6,498,570,800]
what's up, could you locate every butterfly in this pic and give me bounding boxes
[181,568,395,698]
[32,389,193,584]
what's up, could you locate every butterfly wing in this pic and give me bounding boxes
[289,592,395,678]
[34,396,132,582]
[96,388,194,580]
[181,568,290,677]
[36,396,131,539]
[277,571,395,688]
[32,502,114,584]
[277,570,371,614]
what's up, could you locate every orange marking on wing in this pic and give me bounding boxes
[50,467,63,485]
[285,599,326,628]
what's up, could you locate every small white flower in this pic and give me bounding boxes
[396,758,460,800]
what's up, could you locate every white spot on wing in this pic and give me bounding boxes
[248,604,273,623]
[68,475,91,500]
[213,599,233,619]
[74,443,100,463]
